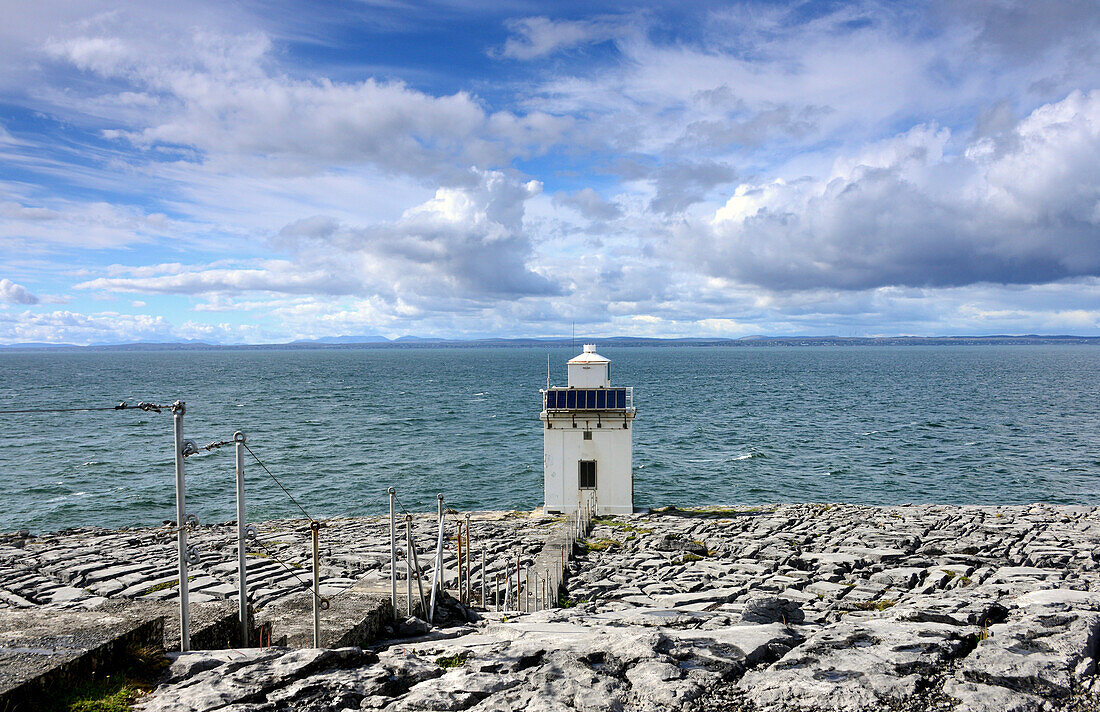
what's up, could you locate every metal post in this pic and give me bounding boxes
[234,431,248,647]
[525,567,530,612]
[495,573,500,612]
[405,515,413,617]
[311,521,321,647]
[172,401,190,652]
[408,516,428,621]
[436,494,444,596]
[389,488,397,620]
[429,495,445,623]
[456,521,463,604]
[480,548,486,607]
[515,552,520,611]
[464,513,471,605]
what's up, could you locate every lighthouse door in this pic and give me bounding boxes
[579,460,597,489]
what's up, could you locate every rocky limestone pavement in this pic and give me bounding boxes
[8,503,1100,711]
[0,510,548,615]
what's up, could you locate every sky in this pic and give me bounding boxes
[1,0,1099,344]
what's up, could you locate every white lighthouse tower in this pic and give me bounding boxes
[541,344,636,515]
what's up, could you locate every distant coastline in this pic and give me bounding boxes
[1,334,1100,352]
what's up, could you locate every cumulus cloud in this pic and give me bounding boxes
[686,91,1100,291]
[0,309,173,344]
[78,170,559,303]
[0,279,39,304]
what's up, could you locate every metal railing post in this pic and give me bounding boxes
[429,495,445,623]
[464,513,471,605]
[311,521,321,647]
[407,517,428,622]
[480,549,486,606]
[405,515,413,617]
[456,520,463,604]
[172,401,191,652]
[389,488,397,620]
[234,431,248,647]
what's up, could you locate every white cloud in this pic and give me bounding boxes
[495,16,624,60]
[690,91,1100,291]
[44,30,569,181]
[76,170,557,303]
[0,198,176,250]
[0,309,173,344]
[0,279,39,304]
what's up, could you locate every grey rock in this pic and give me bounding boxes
[960,611,1100,697]
[654,535,708,557]
[739,619,975,711]
[739,593,804,625]
[942,678,1046,712]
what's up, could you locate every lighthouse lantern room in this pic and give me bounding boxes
[541,344,637,515]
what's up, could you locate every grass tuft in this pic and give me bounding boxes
[654,505,766,518]
[46,644,168,712]
[436,653,468,669]
[592,518,652,534]
[582,538,622,553]
[142,575,196,594]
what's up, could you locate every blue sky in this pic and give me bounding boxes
[1,0,1099,344]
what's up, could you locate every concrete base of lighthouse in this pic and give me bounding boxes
[541,414,635,515]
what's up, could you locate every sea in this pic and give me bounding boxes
[1,345,1098,533]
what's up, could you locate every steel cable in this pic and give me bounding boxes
[241,442,316,523]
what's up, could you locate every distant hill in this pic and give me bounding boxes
[1,334,1098,351]
[289,335,390,345]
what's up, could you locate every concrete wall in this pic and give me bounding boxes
[543,418,633,514]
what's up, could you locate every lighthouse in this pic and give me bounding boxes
[541,345,636,515]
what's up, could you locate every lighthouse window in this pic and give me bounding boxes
[579,460,597,489]
[583,430,592,440]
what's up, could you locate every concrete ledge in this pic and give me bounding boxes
[96,599,257,651]
[0,608,163,709]
[258,577,393,649]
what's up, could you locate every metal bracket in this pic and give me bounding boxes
[244,525,258,540]
[186,546,201,565]
[185,513,200,528]
[181,439,200,457]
